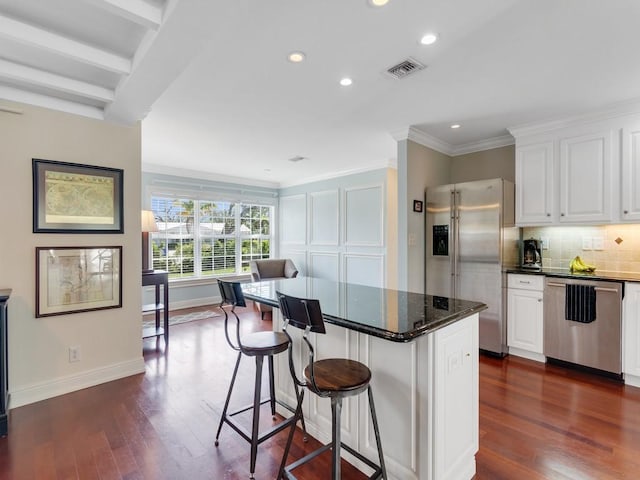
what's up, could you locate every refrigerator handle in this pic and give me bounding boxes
[454,190,461,297]
[450,190,457,297]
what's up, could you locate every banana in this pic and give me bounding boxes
[569,255,596,273]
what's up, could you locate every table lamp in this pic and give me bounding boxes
[142,210,158,273]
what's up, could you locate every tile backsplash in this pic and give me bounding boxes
[522,225,640,274]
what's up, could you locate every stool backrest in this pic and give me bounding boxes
[218,279,246,352]
[276,292,325,334]
[218,279,246,308]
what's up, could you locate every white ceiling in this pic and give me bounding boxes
[2,0,640,187]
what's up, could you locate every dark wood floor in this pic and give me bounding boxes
[1,304,639,479]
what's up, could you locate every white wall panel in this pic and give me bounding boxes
[344,254,384,288]
[344,185,384,246]
[309,252,340,282]
[279,194,307,245]
[309,190,339,245]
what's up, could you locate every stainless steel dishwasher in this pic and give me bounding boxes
[543,277,623,374]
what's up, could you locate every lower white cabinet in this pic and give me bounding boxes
[507,274,545,362]
[623,282,640,387]
[272,309,479,480]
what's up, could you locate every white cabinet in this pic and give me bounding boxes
[621,124,640,221]
[432,313,478,480]
[559,131,612,223]
[515,142,555,224]
[623,282,640,387]
[272,306,480,480]
[507,274,545,362]
[515,130,613,225]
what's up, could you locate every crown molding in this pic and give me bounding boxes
[451,134,514,156]
[142,162,280,189]
[278,160,394,189]
[508,97,640,139]
[393,126,514,157]
[0,86,104,119]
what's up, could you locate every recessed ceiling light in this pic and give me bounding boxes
[288,51,305,63]
[340,77,353,86]
[450,124,461,129]
[368,0,389,6]
[420,33,438,45]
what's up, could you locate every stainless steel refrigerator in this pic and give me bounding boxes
[425,178,519,355]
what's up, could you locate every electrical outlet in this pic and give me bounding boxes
[69,345,80,363]
[582,237,593,250]
[541,237,550,250]
[592,236,605,250]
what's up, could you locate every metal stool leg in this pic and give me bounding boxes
[268,355,277,417]
[368,386,387,480]
[215,351,242,446]
[249,355,264,479]
[331,396,343,480]
[278,388,305,480]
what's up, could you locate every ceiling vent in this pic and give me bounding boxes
[385,57,425,79]
[288,155,307,163]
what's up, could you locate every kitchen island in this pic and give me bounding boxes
[242,277,486,480]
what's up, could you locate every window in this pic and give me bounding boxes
[150,196,273,279]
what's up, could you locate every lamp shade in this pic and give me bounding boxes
[141,210,158,232]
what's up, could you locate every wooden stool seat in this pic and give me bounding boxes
[241,331,289,356]
[304,359,371,395]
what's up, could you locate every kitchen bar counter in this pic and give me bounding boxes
[507,267,640,283]
[241,277,486,342]
[242,277,484,480]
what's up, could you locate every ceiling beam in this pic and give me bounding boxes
[0,14,131,75]
[0,85,104,120]
[81,0,163,30]
[0,59,115,103]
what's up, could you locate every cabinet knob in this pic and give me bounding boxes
[560,213,565,216]
[546,213,551,217]
[624,210,629,214]
[538,298,543,302]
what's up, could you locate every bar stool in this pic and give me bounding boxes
[276,291,387,480]
[214,280,304,479]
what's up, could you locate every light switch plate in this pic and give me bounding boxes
[541,237,550,250]
[592,236,604,250]
[582,237,593,250]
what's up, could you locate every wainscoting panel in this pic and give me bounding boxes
[343,253,384,288]
[279,194,307,245]
[309,190,339,246]
[344,184,384,247]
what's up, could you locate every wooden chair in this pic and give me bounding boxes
[214,280,304,480]
[276,291,387,480]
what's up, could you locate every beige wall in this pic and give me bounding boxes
[398,140,451,292]
[451,144,515,183]
[385,168,398,290]
[0,101,143,407]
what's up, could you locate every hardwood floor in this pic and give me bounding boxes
[0,304,638,479]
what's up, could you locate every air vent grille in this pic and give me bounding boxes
[288,155,307,163]
[385,58,425,79]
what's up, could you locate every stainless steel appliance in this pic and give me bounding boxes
[521,238,542,270]
[425,178,519,355]
[544,277,623,374]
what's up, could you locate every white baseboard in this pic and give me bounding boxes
[9,357,145,409]
[624,373,640,388]
[167,295,221,311]
[508,347,546,363]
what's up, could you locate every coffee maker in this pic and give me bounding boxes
[521,238,542,270]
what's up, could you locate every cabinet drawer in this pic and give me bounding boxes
[508,274,544,291]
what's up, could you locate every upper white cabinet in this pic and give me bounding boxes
[621,124,640,221]
[559,131,612,223]
[515,142,554,224]
[509,107,640,226]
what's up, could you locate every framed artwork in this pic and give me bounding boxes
[33,159,124,233]
[413,199,423,213]
[36,246,122,317]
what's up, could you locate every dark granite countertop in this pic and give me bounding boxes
[506,268,640,283]
[241,277,486,343]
